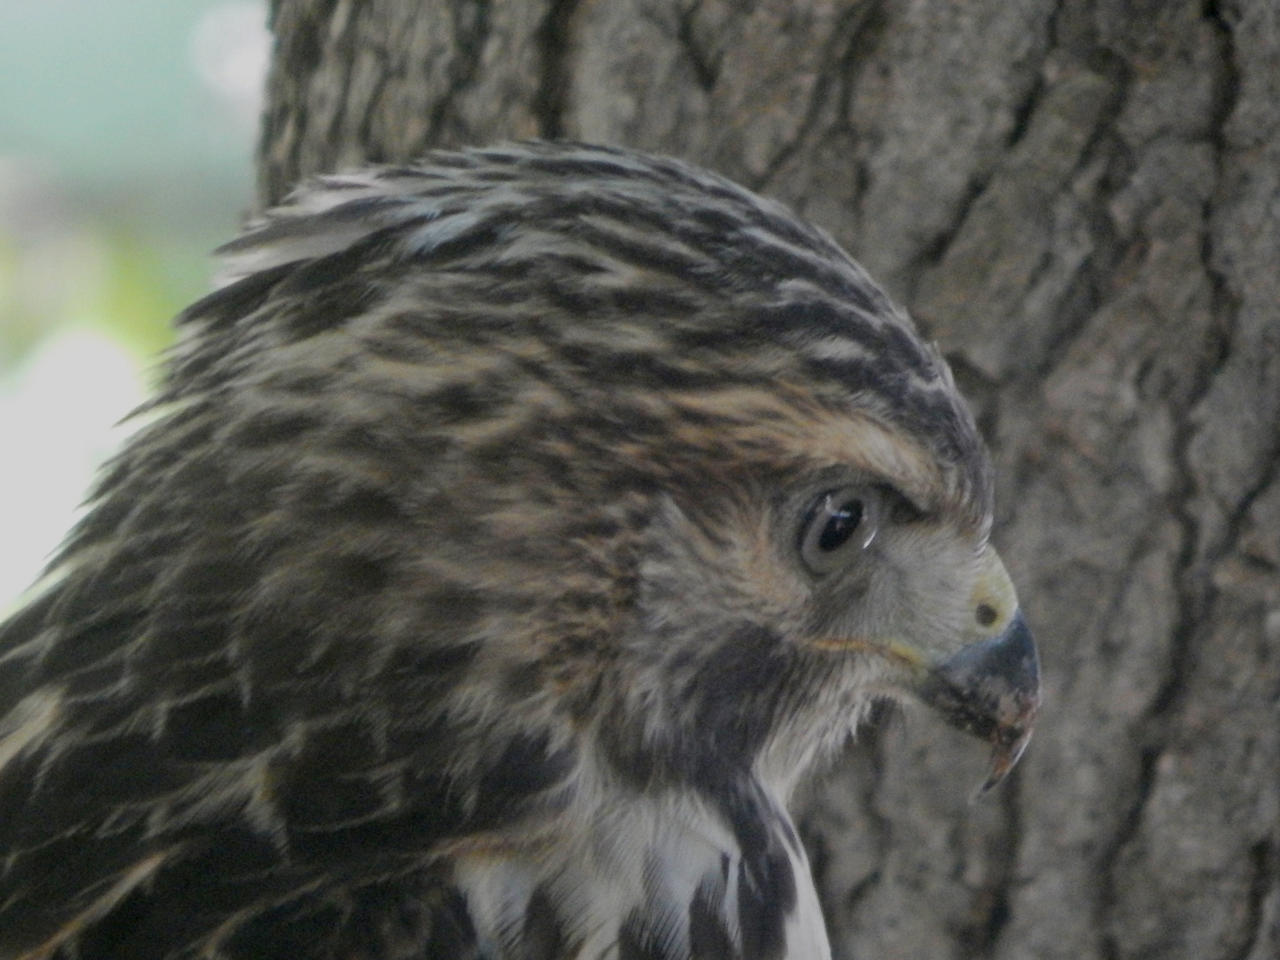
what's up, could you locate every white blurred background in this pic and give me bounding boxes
[0,0,270,612]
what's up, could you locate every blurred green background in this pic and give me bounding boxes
[0,0,268,611]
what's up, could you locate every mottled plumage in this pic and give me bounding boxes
[0,143,1038,959]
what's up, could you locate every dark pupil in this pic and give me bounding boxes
[818,499,863,551]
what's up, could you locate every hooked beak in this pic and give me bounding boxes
[917,610,1041,792]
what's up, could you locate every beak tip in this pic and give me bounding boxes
[921,610,1041,794]
[976,721,1036,796]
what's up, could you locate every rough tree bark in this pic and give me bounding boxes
[256,2,1279,958]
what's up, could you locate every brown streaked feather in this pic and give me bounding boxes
[0,142,1000,959]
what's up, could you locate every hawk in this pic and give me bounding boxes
[0,143,1039,960]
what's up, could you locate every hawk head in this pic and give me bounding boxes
[0,143,1038,959]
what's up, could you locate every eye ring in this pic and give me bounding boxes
[798,486,882,574]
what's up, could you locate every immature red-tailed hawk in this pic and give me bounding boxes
[0,143,1038,960]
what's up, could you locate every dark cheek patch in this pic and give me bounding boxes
[472,731,576,827]
[688,881,737,958]
[521,884,579,960]
[618,908,675,960]
[711,778,798,960]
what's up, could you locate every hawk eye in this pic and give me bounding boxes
[799,486,881,574]
[818,499,863,550]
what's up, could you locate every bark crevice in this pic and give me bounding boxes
[533,0,580,139]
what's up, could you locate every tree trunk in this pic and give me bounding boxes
[257,2,1280,957]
